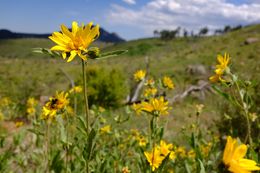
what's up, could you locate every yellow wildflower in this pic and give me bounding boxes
[49,21,100,62]
[41,91,69,121]
[145,78,155,87]
[100,125,111,134]
[122,166,131,173]
[176,146,186,158]
[200,142,212,157]
[0,97,11,106]
[69,86,83,93]
[188,149,196,159]
[159,140,176,160]
[141,97,170,116]
[209,53,230,83]
[138,136,148,147]
[132,103,143,115]
[27,107,36,115]
[144,147,165,171]
[27,97,37,107]
[144,88,157,97]
[159,140,173,156]
[130,129,140,140]
[223,136,260,173]
[162,76,174,89]
[134,70,146,82]
[15,121,24,128]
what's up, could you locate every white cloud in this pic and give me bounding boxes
[108,0,260,36]
[122,0,136,5]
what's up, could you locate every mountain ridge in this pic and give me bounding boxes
[0,27,125,43]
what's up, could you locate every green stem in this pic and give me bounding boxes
[82,59,90,173]
[234,81,252,145]
[45,123,50,173]
[65,113,69,173]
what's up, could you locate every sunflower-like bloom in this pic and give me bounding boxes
[141,97,170,116]
[209,53,230,83]
[41,91,69,121]
[49,21,100,62]
[134,70,146,82]
[144,147,165,171]
[223,136,260,173]
[162,76,174,89]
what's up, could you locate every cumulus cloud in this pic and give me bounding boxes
[122,0,136,5]
[108,0,260,35]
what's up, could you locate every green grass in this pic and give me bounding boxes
[0,24,260,134]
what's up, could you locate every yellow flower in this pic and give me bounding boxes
[132,103,143,115]
[200,142,212,157]
[138,136,148,147]
[176,146,186,158]
[144,88,157,97]
[100,125,111,134]
[27,97,37,107]
[188,149,196,159]
[162,76,174,90]
[50,91,69,110]
[0,97,12,106]
[15,121,24,128]
[122,166,131,173]
[141,97,170,116]
[41,91,69,121]
[27,107,36,115]
[223,136,260,173]
[49,21,100,62]
[144,147,165,171]
[209,53,230,83]
[134,70,146,82]
[159,140,176,160]
[159,140,173,156]
[69,86,82,93]
[145,78,155,87]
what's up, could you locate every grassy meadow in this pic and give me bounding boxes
[0,24,260,172]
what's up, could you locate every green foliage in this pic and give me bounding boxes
[83,66,127,108]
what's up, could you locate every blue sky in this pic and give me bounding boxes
[1,0,260,40]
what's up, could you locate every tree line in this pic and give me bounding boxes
[154,25,243,40]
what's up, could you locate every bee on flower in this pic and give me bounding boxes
[222,136,260,173]
[41,91,69,121]
[209,53,231,83]
[134,70,146,82]
[49,21,100,62]
[162,76,175,90]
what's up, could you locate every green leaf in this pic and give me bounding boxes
[50,151,64,173]
[184,160,192,173]
[32,48,62,57]
[212,85,231,101]
[95,50,128,59]
[83,128,96,161]
[198,159,206,173]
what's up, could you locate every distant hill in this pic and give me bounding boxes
[0,27,125,43]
